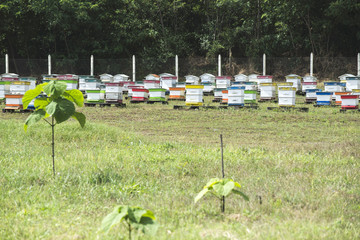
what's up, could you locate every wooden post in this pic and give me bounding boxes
[48,54,51,75]
[310,52,314,77]
[175,55,179,78]
[132,55,136,82]
[5,54,9,73]
[218,54,222,76]
[220,134,225,213]
[90,55,94,76]
[263,53,266,76]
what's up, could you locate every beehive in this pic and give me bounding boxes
[185,75,200,85]
[259,83,276,100]
[143,80,160,89]
[324,82,345,93]
[105,82,123,103]
[221,90,228,103]
[86,90,105,103]
[302,82,317,91]
[352,89,360,97]
[100,73,114,83]
[305,89,322,101]
[215,76,231,89]
[148,88,167,101]
[277,82,293,91]
[248,74,259,84]
[228,86,245,106]
[338,74,355,83]
[234,74,248,82]
[185,85,204,106]
[200,73,215,83]
[19,77,37,90]
[78,75,93,91]
[1,73,19,81]
[161,76,177,90]
[340,95,358,109]
[5,94,23,108]
[176,82,186,88]
[345,77,360,91]
[85,79,101,90]
[316,92,332,105]
[214,88,226,101]
[114,74,129,82]
[278,87,296,107]
[10,81,30,94]
[244,90,257,103]
[127,85,143,97]
[303,76,317,82]
[257,75,273,86]
[202,82,215,94]
[286,74,302,91]
[131,88,149,102]
[145,74,160,80]
[334,92,351,105]
[169,87,185,100]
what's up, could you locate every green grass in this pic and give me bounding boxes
[0,97,359,239]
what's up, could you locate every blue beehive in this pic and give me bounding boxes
[316,92,332,105]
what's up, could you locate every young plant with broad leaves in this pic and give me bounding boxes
[23,80,86,176]
[194,178,249,213]
[101,205,158,239]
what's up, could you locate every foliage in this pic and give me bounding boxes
[23,81,85,131]
[0,0,358,60]
[194,178,249,204]
[101,205,158,238]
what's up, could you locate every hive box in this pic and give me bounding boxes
[145,74,160,80]
[5,94,23,108]
[185,75,200,85]
[259,83,276,99]
[105,82,123,103]
[216,76,231,89]
[234,74,248,82]
[161,76,177,90]
[169,87,185,100]
[200,73,215,83]
[85,79,101,90]
[257,75,273,86]
[316,92,332,105]
[19,77,37,89]
[345,77,360,91]
[228,86,245,106]
[10,81,30,94]
[202,82,215,94]
[244,90,257,103]
[305,89,322,101]
[341,95,358,109]
[221,90,228,103]
[86,90,105,103]
[277,82,293,91]
[114,74,129,82]
[100,73,113,83]
[286,74,302,91]
[302,82,317,91]
[214,88,226,100]
[185,85,204,106]
[334,92,351,105]
[131,88,149,101]
[148,88,166,101]
[1,73,19,81]
[58,80,78,90]
[278,87,296,107]
[144,80,160,89]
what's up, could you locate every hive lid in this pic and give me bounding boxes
[186,85,204,89]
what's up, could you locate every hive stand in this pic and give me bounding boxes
[267,106,309,112]
[84,102,126,108]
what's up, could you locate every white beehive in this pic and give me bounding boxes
[161,76,177,90]
[316,92,332,105]
[86,90,105,102]
[214,88,226,101]
[286,74,302,91]
[185,75,200,85]
[1,73,19,81]
[340,95,358,109]
[202,82,215,94]
[185,85,204,106]
[302,82,317,91]
[305,89,322,100]
[169,87,185,100]
[100,73,114,83]
[215,76,231,88]
[200,73,215,83]
[5,94,23,108]
[131,88,149,101]
[338,74,355,83]
[248,74,259,83]
[145,74,160,80]
[259,83,276,99]
[228,86,245,106]
[234,74,248,82]
[334,92,351,105]
[85,79,101,90]
[303,76,317,82]
[257,75,273,86]
[10,81,30,94]
[143,80,160,89]
[114,74,129,82]
[345,77,360,91]
[278,87,296,107]
[19,77,37,89]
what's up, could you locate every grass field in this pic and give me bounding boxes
[0,97,359,239]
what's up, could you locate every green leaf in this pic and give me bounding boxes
[131,216,159,236]
[128,207,147,223]
[46,98,75,124]
[63,89,84,107]
[72,112,86,128]
[213,180,235,197]
[43,81,67,98]
[205,178,220,188]
[34,97,50,110]
[233,181,242,189]
[22,83,47,109]
[24,109,46,132]
[232,189,249,201]
[194,188,209,203]
[100,205,128,233]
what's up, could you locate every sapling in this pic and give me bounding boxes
[101,205,158,239]
[23,81,86,176]
[194,135,249,212]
